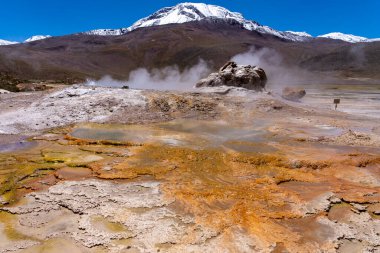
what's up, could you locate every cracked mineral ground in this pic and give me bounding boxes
[0,84,379,253]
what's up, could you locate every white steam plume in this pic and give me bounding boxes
[349,44,366,67]
[84,47,319,91]
[84,59,210,91]
[231,47,318,88]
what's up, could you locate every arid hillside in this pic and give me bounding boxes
[0,19,379,90]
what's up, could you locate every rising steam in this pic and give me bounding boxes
[84,59,210,91]
[84,47,317,91]
[231,47,317,88]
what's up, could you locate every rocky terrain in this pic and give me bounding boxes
[0,85,379,252]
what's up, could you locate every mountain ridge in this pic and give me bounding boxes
[0,35,52,45]
[0,18,379,83]
[24,35,52,43]
[83,2,378,43]
[0,39,18,46]
[83,2,312,42]
[1,3,378,45]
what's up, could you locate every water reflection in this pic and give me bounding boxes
[0,136,35,153]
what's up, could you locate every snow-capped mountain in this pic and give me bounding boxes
[0,35,52,46]
[84,2,311,42]
[318,32,368,43]
[2,3,379,45]
[128,3,265,32]
[317,32,380,43]
[24,35,52,43]
[0,39,18,46]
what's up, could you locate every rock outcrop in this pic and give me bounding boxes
[16,83,51,92]
[281,87,306,101]
[195,61,267,91]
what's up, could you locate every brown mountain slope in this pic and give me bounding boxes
[0,19,379,86]
[300,41,380,78]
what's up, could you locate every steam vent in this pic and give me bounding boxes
[196,61,267,91]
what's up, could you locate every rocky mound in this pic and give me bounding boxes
[16,82,51,92]
[195,61,267,91]
[282,87,306,101]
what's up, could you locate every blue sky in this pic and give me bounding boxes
[1,0,379,41]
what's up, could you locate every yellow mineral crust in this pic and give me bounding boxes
[1,122,380,251]
[85,142,325,250]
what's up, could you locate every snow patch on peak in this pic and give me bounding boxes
[318,32,367,43]
[24,35,52,43]
[0,39,18,46]
[128,2,249,31]
[285,31,312,37]
[282,31,313,42]
[84,29,123,36]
